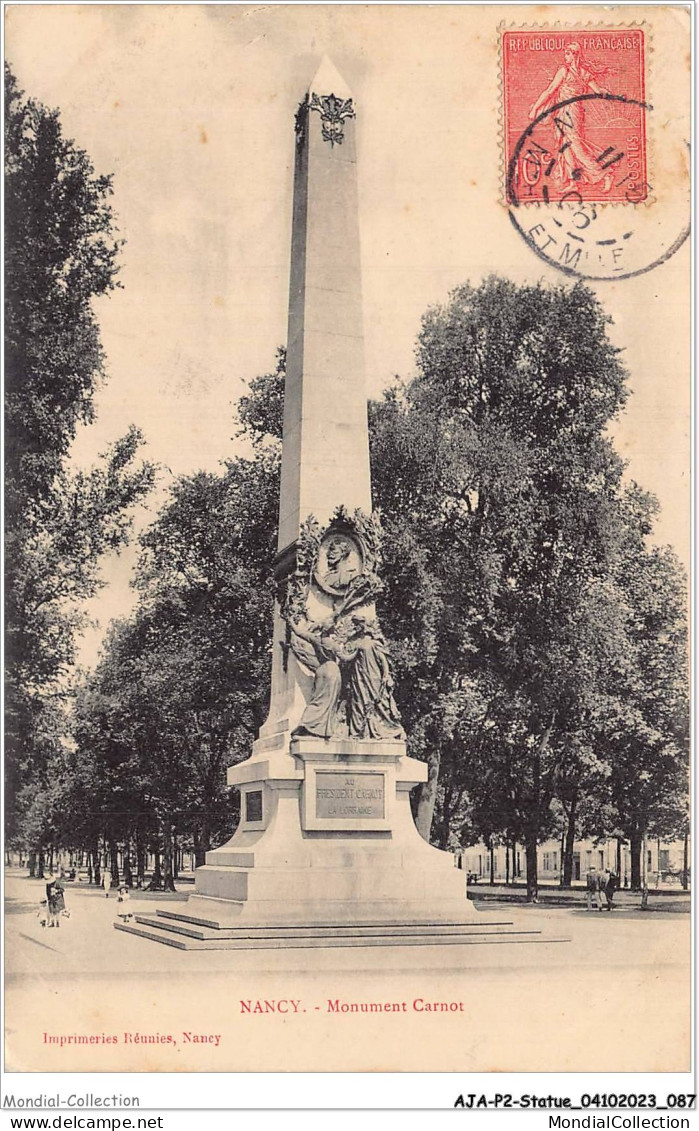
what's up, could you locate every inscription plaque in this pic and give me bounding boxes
[245,790,263,822]
[315,772,384,819]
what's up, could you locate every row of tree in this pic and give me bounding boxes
[4,64,155,879]
[5,67,688,898]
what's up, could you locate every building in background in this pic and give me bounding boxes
[459,837,689,888]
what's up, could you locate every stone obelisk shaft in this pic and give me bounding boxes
[262,60,371,739]
[278,59,371,551]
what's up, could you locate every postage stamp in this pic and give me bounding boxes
[502,29,648,205]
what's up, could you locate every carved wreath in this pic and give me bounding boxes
[309,93,355,147]
[280,506,383,627]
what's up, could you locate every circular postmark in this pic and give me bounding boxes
[315,533,364,598]
[507,93,689,281]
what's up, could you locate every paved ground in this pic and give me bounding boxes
[467,882,690,911]
[4,869,690,1074]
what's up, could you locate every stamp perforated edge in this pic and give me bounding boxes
[497,19,655,209]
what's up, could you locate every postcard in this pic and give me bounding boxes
[3,1,691,1103]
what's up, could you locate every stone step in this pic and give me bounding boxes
[135,913,539,942]
[115,919,570,951]
[155,907,514,932]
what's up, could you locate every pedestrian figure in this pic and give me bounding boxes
[595,869,609,910]
[605,869,619,911]
[44,873,57,926]
[586,866,604,911]
[102,871,112,898]
[47,878,66,926]
[116,885,134,924]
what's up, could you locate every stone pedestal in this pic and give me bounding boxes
[185,735,476,926]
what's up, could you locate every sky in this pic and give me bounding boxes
[5,3,691,666]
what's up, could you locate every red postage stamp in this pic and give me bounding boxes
[503,29,648,204]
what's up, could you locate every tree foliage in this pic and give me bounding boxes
[369,277,686,895]
[18,265,688,897]
[5,66,154,849]
[68,364,282,882]
[5,64,122,517]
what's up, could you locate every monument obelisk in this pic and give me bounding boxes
[263,55,372,742]
[120,60,482,944]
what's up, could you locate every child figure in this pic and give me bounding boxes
[116,885,134,924]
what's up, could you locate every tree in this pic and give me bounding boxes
[5,64,122,517]
[605,514,689,889]
[5,65,154,851]
[60,284,689,899]
[371,277,632,897]
[70,359,283,876]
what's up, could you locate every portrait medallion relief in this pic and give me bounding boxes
[314,533,364,598]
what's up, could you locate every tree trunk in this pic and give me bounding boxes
[525,835,538,902]
[562,794,577,887]
[505,839,510,886]
[92,848,101,887]
[489,839,495,885]
[682,827,689,890]
[416,749,441,842]
[122,842,134,888]
[193,832,206,869]
[110,840,120,884]
[197,813,212,867]
[162,823,177,892]
[37,847,45,879]
[136,836,146,888]
[28,850,37,878]
[616,837,622,879]
[146,847,166,892]
[173,832,180,880]
[629,829,643,891]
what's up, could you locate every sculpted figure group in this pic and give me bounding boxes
[290,612,404,741]
[281,510,405,743]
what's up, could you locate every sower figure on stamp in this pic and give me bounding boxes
[528,42,615,194]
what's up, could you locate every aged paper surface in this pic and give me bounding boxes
[4,2,690,1087]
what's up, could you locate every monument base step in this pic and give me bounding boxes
[153,909,518,937]
[114,911,570,951]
